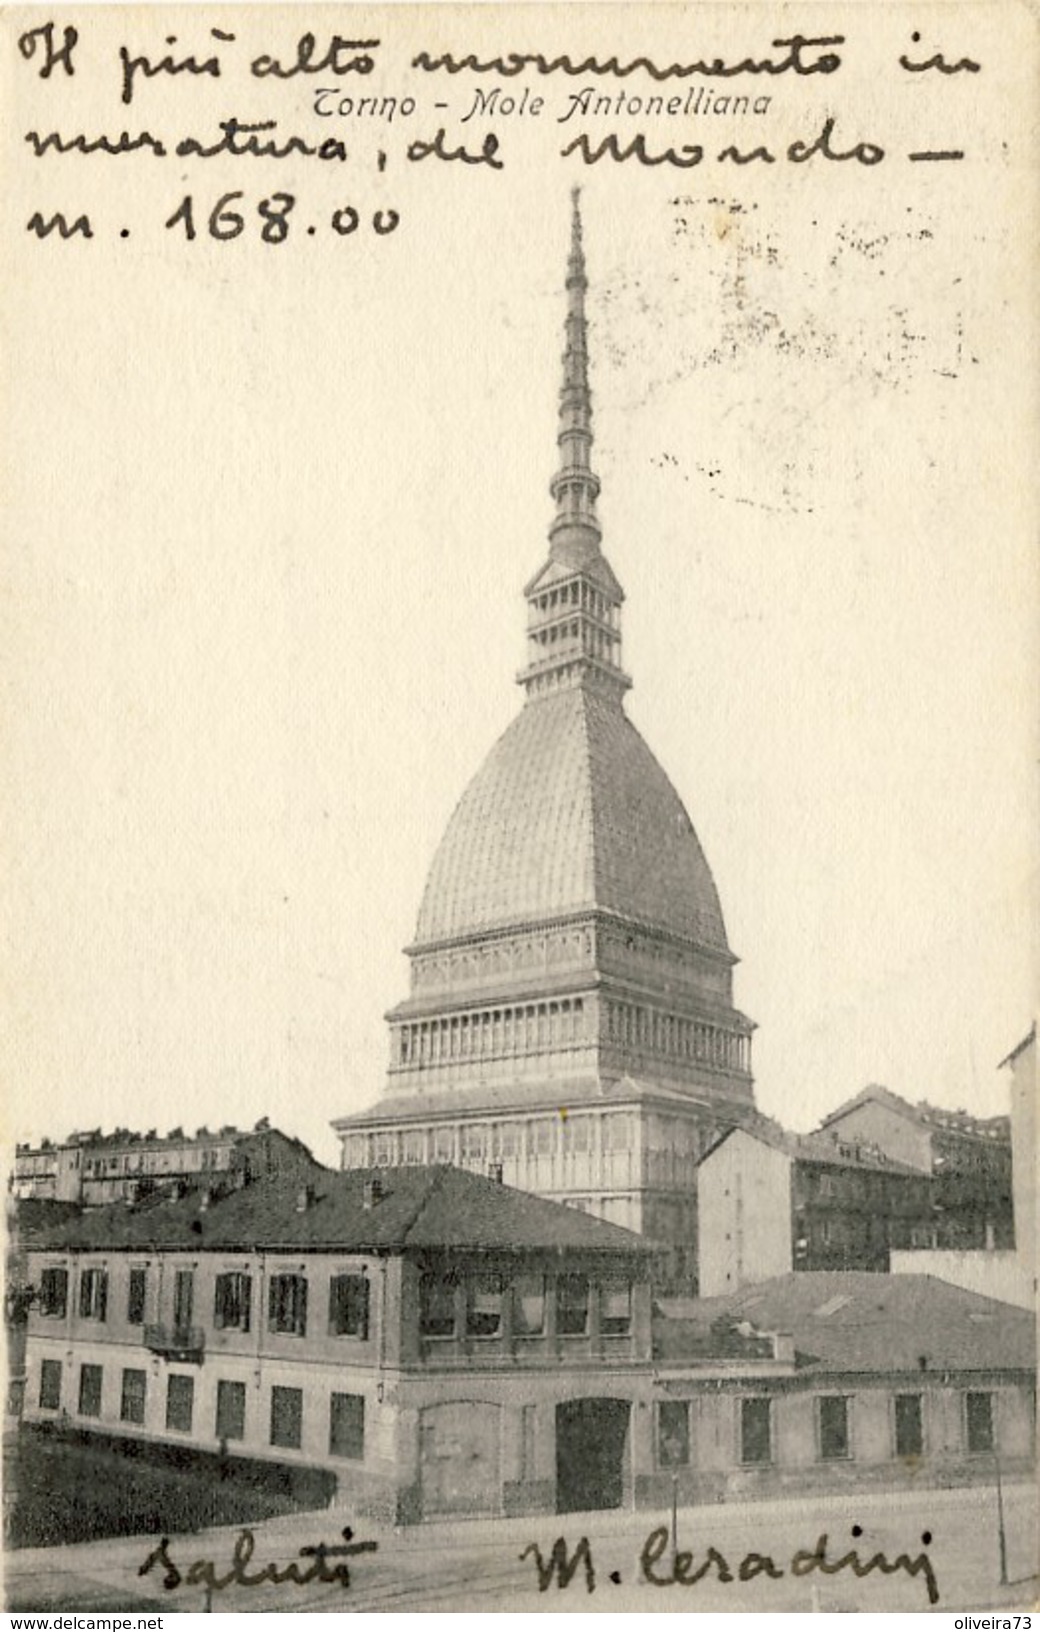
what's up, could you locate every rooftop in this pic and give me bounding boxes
[818,1085,1010,1143]
[414,685,730,954]
[999,1021,1036,1070]
[700,1117,924,1175]
[16,1120,289,1156]
[16,1165,649,1258]
[656,1271,1035,1374]
[335,1072,742,1131]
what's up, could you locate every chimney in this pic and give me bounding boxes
[487,1161,504,1184]
[362,1175,383,1210]
[295,1184,315,1214]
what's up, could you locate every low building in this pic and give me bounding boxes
[17,1171,1033,1523]
[11,1123,319,1207]
[651,1272,1035,1506]
[818,1086,1013,1251]
[19,1165,655,1521]
[697,1121,933,1296]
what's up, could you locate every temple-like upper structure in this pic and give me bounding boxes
[334,195,755,1288]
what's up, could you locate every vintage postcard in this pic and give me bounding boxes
[2,0,1037,1614]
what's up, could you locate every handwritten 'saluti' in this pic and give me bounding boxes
[139,1526,379,1592]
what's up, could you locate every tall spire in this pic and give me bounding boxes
[518,194,630,704]
[548,188,602,563]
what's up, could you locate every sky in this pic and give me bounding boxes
[4,5,1036,1167]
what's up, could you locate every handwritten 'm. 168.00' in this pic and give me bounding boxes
[24,192,399,242]
[165,192,399,241]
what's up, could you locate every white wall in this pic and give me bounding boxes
[890,1249,1034,1310]
[698,1132,792,1297]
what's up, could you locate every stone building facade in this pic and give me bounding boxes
[20,1167,655,1522]
[817,1085,1013,1251]
[697,1122,935,1297]
[11,1124,317,1207]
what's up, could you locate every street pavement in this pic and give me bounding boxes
[6,1480,1037,1614]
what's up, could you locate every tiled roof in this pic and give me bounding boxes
[8,1198,84,1247]
[700,1119,924,1175]
[819,1085,1010,1142]
[414,687,728,952]
[17,1166,648,1257]
[656,1272,1035,1374]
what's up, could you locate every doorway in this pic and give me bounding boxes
[555,1397,630,1514]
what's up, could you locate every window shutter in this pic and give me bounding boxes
[297,1277,308,1336]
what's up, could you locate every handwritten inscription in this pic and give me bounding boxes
[139,1526,378,1593]
[521,1525,940,1606]
[13,16,984,243]
[412,37,849,80]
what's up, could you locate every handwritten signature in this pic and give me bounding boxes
[521,1524,940,1605]
[139,1526,378,1592]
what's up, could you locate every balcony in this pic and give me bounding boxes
[143,1323,205,1362]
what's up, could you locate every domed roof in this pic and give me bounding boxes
[415,688,729,952]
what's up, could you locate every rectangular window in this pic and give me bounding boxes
[966,1391,995,1455]
[420,1273,456,1338]
[433,1126,455,1163]
[329,1392,365,1459]
[740,1397,772,1465]
[531,1119,554,1156]
[564,1116,592,1153]
[120,1368,146,1425]
[818,1396,850,1460]
[78,1363,103,1418]
[466,1274,503,1338]
[39,1358,62,1410]
[602,1115,631,1153]
[658,1401,691,1468]
[270,1385,303,1449]
[497,1122,520,1159]
[328,1273,370,1339]
[79,1268,108,1322]
[894,1394,923,1458]
[127,1267,147,1326]
[214,1271,252,1332]
[461,1125,486,1163]
[601,1280,632,1337]
[216,1379,246,1442]
[556,1274,589,1337]
[40,1266,68,1318]
[401,1130,425,1165]
[514,1274,545,1336]
[173,1269,194,1332]
[166,1374,194,1433]
[268,1274,308,1337]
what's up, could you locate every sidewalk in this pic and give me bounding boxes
[6,1478,1037,1613]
